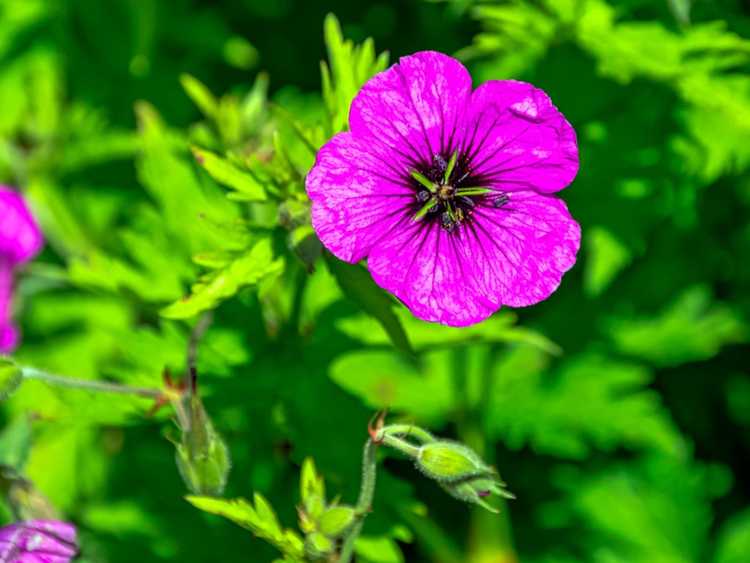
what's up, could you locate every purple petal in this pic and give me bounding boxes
[366,191,579,325]
[306,132,413,263]
[349,51,473,166]
[0,187,44,265]
[0,520,78,563]
[366,221,498,327]
[462,191,580,308]
[0,324,18,354]
[460,81,578,193]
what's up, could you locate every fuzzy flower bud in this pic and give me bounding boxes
[415,441,514,513]
[174,395,231,497]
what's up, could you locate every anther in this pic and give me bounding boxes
[493,193,509,208]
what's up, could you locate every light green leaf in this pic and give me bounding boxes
[487,349,684,458]
[608,286,746,367]
[320,13,389,133]
[192,147,267,202]
[186,495,305,559]
[330,350,453,423]
[161,238,285,319]
[715,508,750,563]
[181,74,219,119]
[584,226,632,296]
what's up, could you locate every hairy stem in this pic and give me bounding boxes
[380,424,435,445]
[339,438,378,563]
[21,367,162,399]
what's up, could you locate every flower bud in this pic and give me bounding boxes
[441,475,515,514]
[415,441,514,513]
[317,505,356,538]
[416,441,493,483]
[304,531,334,559]
[174,395,231,497]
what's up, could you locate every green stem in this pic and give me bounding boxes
[380,424,435,445]
[339,439,378,563]
[21,367,162,399]
[380,434,421,458]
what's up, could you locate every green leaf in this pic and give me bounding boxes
[330,350,453,423]
[0,415,32,469]
[337,310,560,355]
[325,254,413,356]
[584,226,632,297]
[186,495,305,559]
[486,349,683,458]
[0,357,23,400]
[545,457,726,563]
[715,508,750,563]
[318,505,356,537]
[181,74,219,119]
[191,147,267,202]
[320,13,389,133]
[161,238,285,319]
[608,286,746,367]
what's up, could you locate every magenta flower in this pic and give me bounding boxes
[0,520,78,562]
[0,186,44,353]
[307,51,580,326]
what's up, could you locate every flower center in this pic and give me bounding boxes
[408,151,496,232]
[438,184,455,201]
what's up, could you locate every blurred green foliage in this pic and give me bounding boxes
[0,0,749,561]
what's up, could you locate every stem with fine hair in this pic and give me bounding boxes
[339,438,378,563]
[21,367,162,399]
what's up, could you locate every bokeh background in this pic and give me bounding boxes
[1,0,750,561]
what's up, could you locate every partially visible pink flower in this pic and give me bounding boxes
[0,186,44,353]
[0,520,78,562]
[306,51,580,326]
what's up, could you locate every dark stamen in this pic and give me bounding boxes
[493,192,510,208]
[417,190,431,202]
[408,151,499,232]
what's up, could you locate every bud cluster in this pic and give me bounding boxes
[298,458,356,559]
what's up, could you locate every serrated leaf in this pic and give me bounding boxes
[186,495,305,558]
[487,349,683,458]
[320,13,388,133]
[608,286,746,367]
[161,238,285,319]
[192,147,267,202]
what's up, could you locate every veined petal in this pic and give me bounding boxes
[0,520,78,562]
[349,51,473,165]
[367,222,498,327]
[460,80,578,193]
[463,191,580,307]
[0,187,44,264]
[306,132,413,263]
